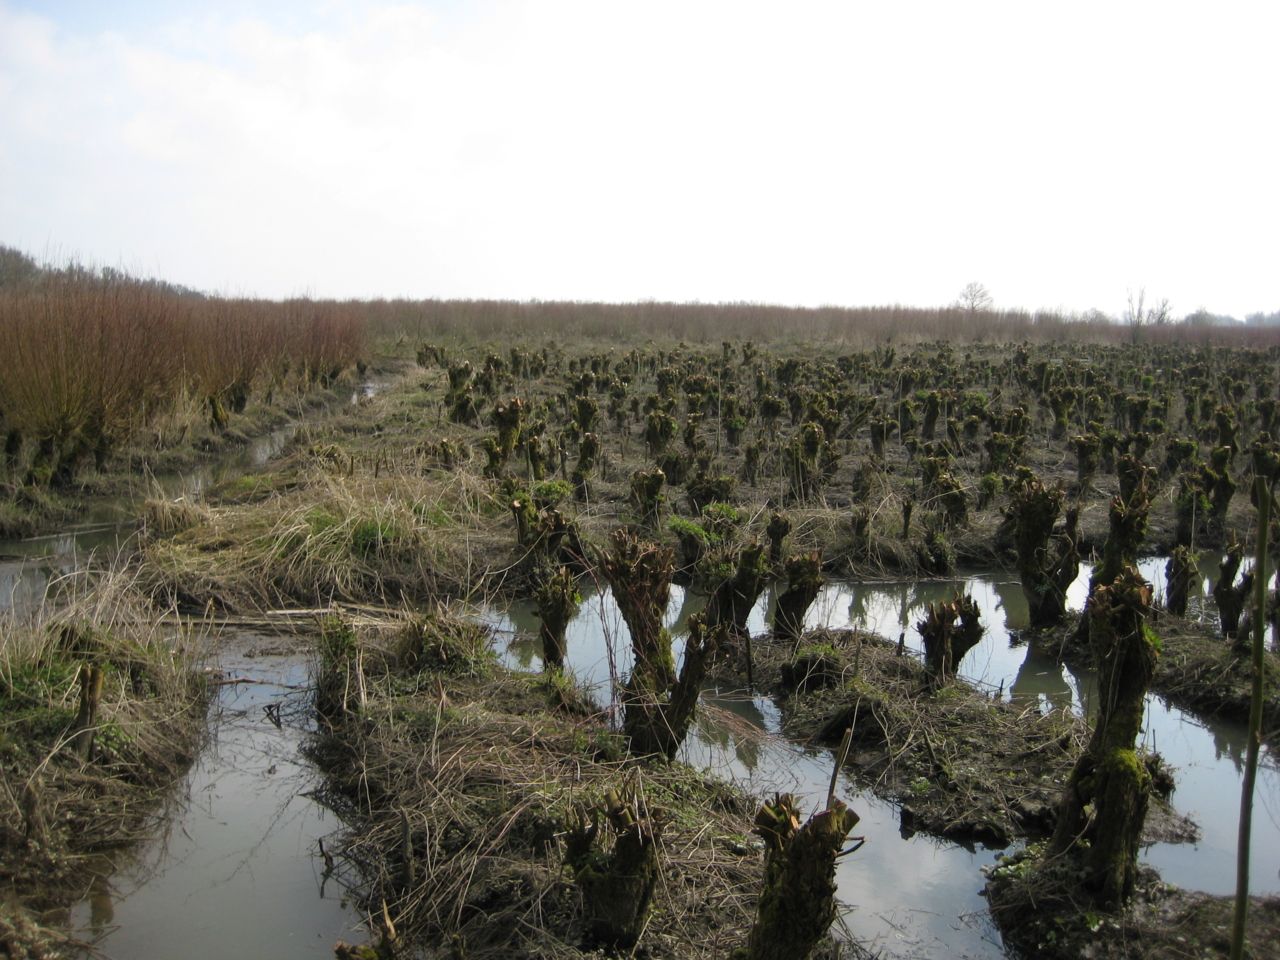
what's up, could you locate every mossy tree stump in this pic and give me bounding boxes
[564,784,666,948]
[740,793,860,960]
[1164,544,1198,617]
[601,531,722,758]
[773,551,823,645]
[1213,533,1251,643]
[532,564,581,669]
[601,530,675,690]
[1049,567,1158,909]
[629,467,666,529]
[766,511,791,568]
[705,542,768,642]
[1007,473,1079,628]
[916,593,984,688]
[1093,456,1153,589]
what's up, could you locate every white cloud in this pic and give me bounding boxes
[1,0,1277,315]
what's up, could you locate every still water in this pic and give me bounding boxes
[488,563,1280,959]
[67,643,361,958]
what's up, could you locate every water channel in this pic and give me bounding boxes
[4,405,1277,958]
[2,383,380,958]
[488,564,1280,959]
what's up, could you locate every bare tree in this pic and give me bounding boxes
[1125,288,1171,341]
[957,281,992,313]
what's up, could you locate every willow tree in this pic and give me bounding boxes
[740,793,861,960]
[1049,568,1158,908]
[600,530,722,759]
[1007,473,1079,627]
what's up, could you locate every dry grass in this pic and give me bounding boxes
[0,268,364,487]
[309,608,780,959]
[140,458,510,611]
[140,495,210,537]
[367,297,1280,349]
[0,564,207,916]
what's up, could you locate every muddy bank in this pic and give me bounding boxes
[708,628,1196,851]
[0,365,395,542]
[0,572,206,957]
[984,849,1280,959]
[306,608,863,960]
[1043,610,1280,743]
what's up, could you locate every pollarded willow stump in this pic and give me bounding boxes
[601,529,676,690]
[772,551,823,645]
[1213,532,1250,642]
[917,593,984,688]
[623,614,723,760]
[1164,544,1197,617]
[1049,567,1158,909]
[629,467,666,529]
[741,793,860,960]
[1007,474,1079,628]
[564,785,666,948]
[601,530,723,758]
[532,564,581,669]
[705,542,768,641]
[766,511,791,568]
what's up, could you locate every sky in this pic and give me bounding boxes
[1,1,1277,317]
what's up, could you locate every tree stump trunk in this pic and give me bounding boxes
[1049,567,1157,909]
[743,793,860,960]
[564,786,664,948]
[773,551,823,644]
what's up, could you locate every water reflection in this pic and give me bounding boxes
[488,563,1280,922]
[68,648,360,959]
[1008,640,1075,715]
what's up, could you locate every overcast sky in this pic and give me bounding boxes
[1,1,1276,317]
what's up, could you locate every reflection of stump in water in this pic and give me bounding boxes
[1009,641,1074,714]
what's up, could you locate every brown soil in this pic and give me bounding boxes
[710,628,1197,850]
[306,609,867,960]
[985,851,1280,959]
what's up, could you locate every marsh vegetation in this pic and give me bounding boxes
[3,262,1280,958]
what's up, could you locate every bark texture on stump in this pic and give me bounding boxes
[622,614,723,759]
[705,542,768,641]
[773,551,823,645]
[917,593,985,688]
[532,564,580,669]
[1049,567,1157,909]
[564,785,665,948]
[1008,474,1079,628]
[766,512,791,568]
[601,530,676,689]
[742,793,860,960]
[601,530,721,759]
[1213,533,1250,642]
[1165,544,1197,617]
[71,663,105,760]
